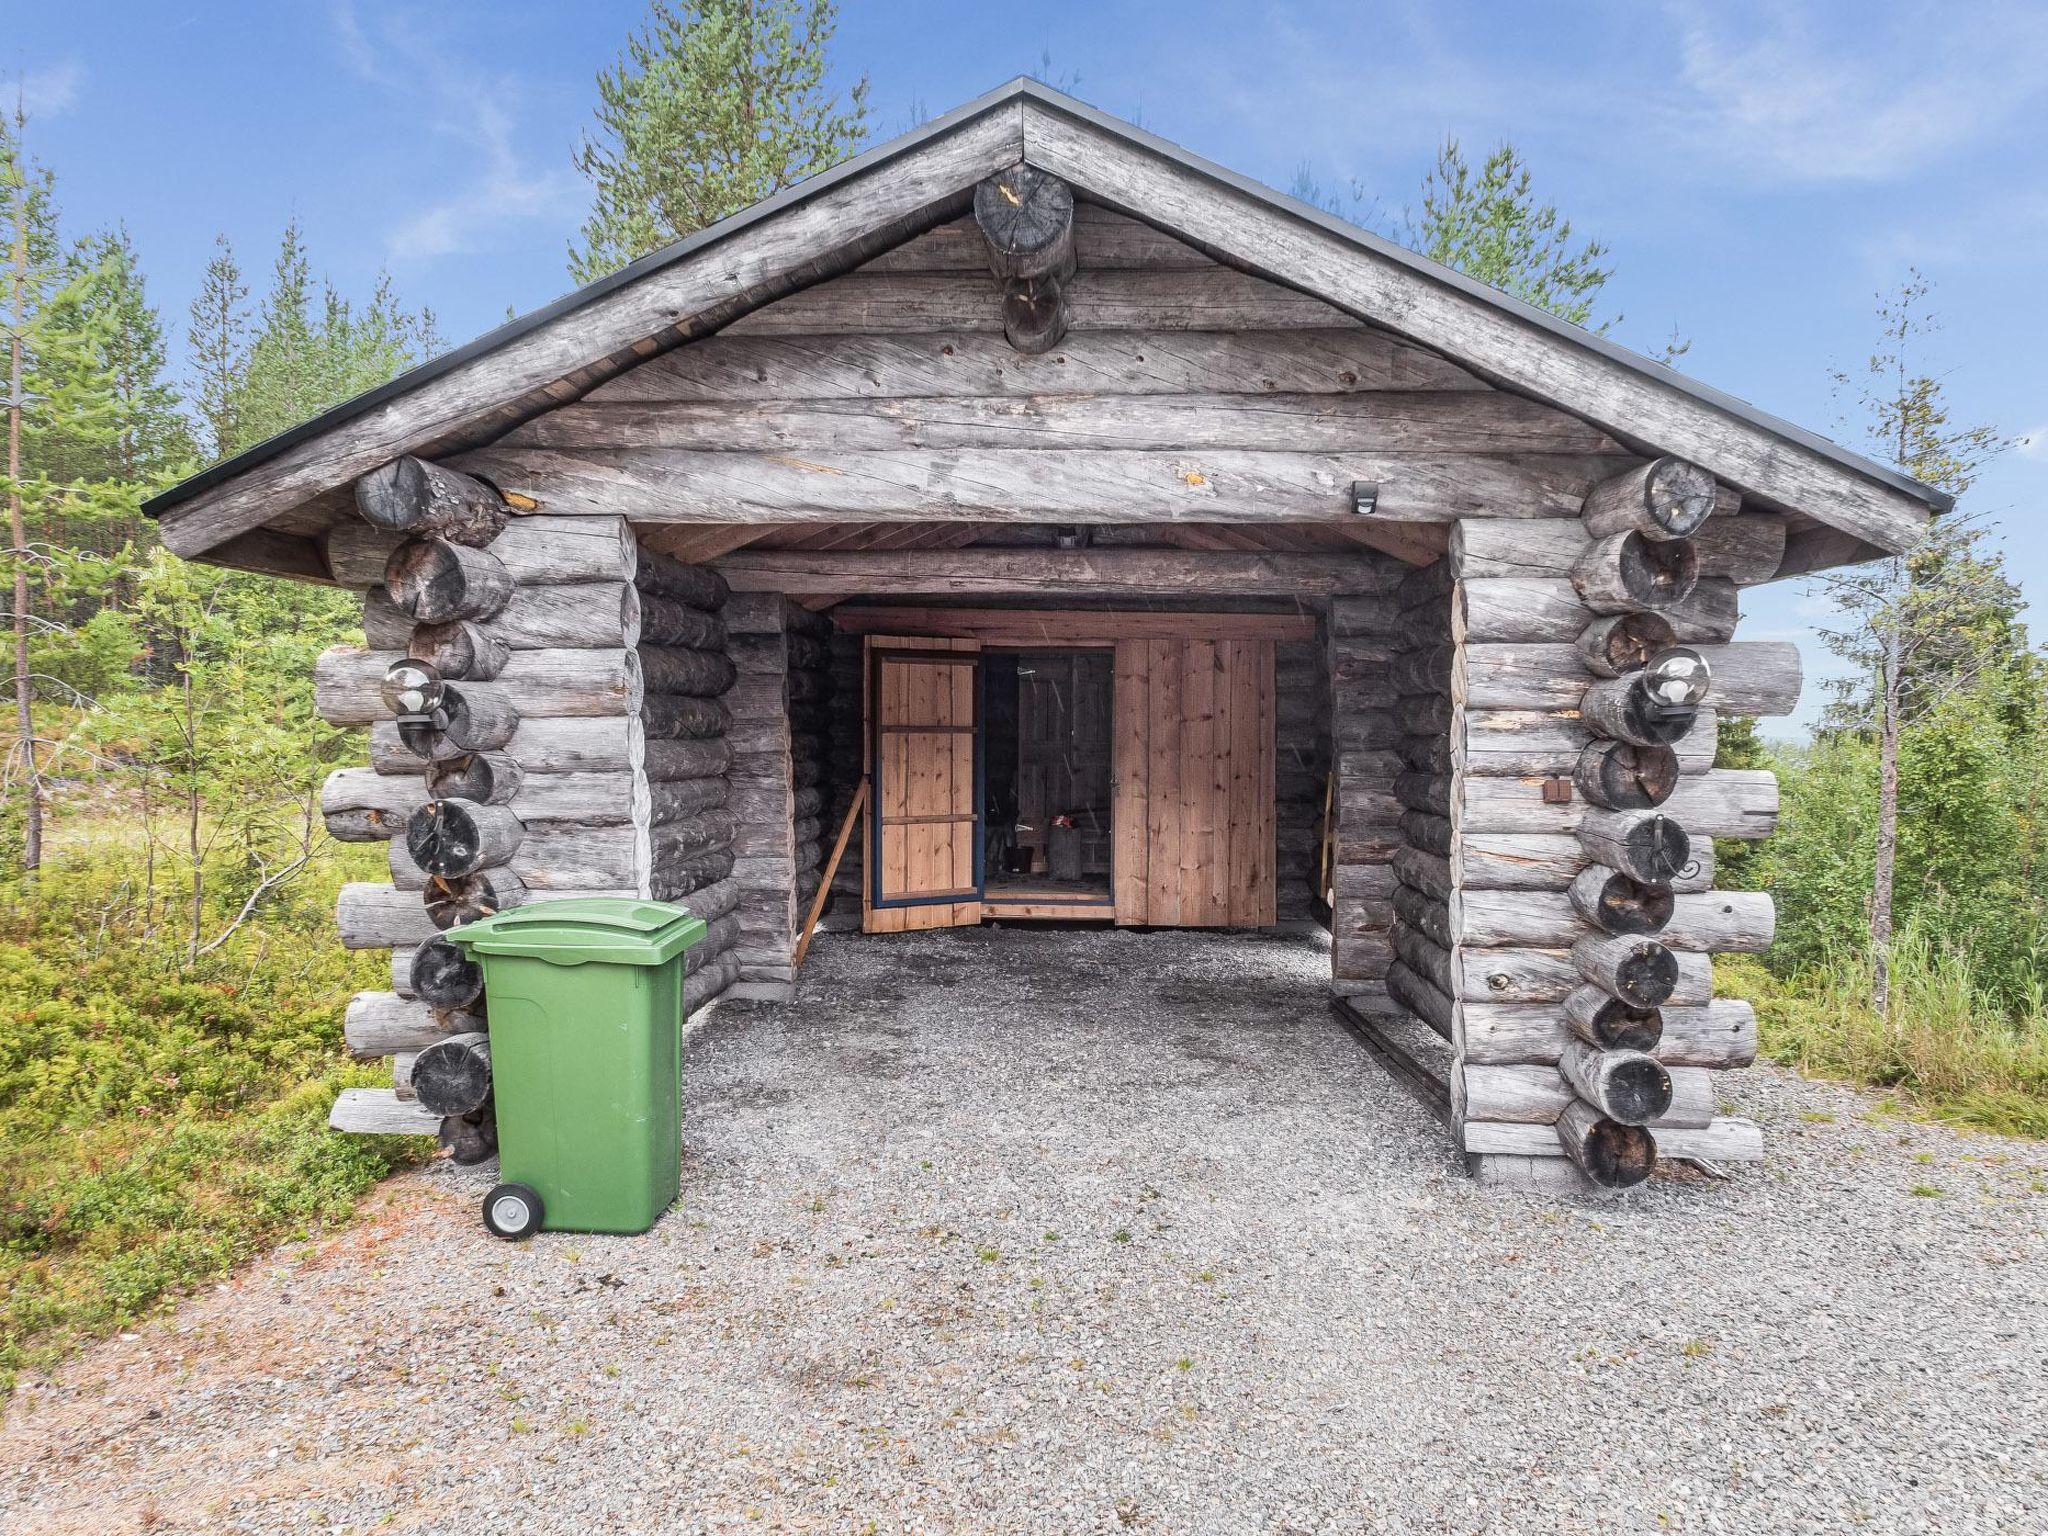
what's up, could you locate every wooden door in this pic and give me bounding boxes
[1112,639,1276,927]
[864,638,983,932]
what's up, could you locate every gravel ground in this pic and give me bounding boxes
[4,925,2045,1535]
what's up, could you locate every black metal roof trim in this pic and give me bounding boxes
[146,77,1950,520]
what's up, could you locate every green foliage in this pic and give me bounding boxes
[569,0,869,283]
[1723,927,2048,1139]
[0,841,421,1392]
[1411,140,1615,332]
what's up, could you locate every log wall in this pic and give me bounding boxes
[319,477,739,1146]
[1323,563,1408,1002]
[1436,484,1790,1192]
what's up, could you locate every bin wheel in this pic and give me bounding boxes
[483,1183,544,1240]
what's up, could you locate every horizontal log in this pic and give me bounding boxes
[1572,530,1698,614]
[1579,456,1715,541]
[1387,959,1454,1039]
[1453,514,1783,587]
[406,800,524,879]
[1461,707,1717,779]
[634,546,729,610]
[828,605,1317,642]
[642,694,732,740]
[316,647,640,725]
[656,848,737,901]
[1459,832,1714,893]
[675,877,742,924]
[459,445,1627,525]
[325,515,636,589]
[501,389,1624,456]
[425,752,524,806]
[1457,1061,1714,1127]
[1460,769,1777,838]
[639,591,726,649]
[1687,514,1787,585]
[1574,933,1680,1008]
[343,991,483,1058]
[411,1032,491,1117]
[384,538,513,625]
[328,1087,441,1137]
[1578,808,1693,885]
[639,644,737,698]
[320,769,427,842]
[714,548,1395,598]
[354,456,509,545]
[423,868,531,928]
[408,934,484,1010]
[1458,576,1736,644]
[1568,865,1674,936]
[683,950,740,1016]
[336,883,435,950]
[406,619,509,681]
[1560,1040,1672,1124]
[1464,1115,1762,1163]
[1462,641,1799,716]
[585,327,1488,404]
[1574,739,1680,810]
[1554,1099,1657,1189]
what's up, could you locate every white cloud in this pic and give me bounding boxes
[2018,425,2048,460]
[17,60,83,118]
[331,3,581,263]
[1668,1,2048,183]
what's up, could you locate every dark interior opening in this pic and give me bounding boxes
[982,648,1114,903]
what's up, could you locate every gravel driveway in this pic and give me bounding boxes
[4,925,2044,1534]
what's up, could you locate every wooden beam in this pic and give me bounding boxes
[1020,99,1934,551]
[456,445,1626,524]
[586,327,1488,402]
[497,390,1623,456]
[828,606,1317,641]
[640,524,789,564]
[154,101,1026,558]
[711,548,1396,598]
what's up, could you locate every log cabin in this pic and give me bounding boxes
[144,80,1948,1194]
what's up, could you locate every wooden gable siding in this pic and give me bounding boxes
[461,206,1640,551]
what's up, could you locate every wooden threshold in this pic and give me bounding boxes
[983,899,1117,921]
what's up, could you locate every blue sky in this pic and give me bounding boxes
[11,1,2048,731]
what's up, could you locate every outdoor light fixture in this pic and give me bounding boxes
[381,659,446,724]
[1639,648,1712,719]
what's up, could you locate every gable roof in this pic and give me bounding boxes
[145,77,1947,572]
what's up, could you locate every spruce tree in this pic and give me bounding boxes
[186,235,248,463]
[569,0,869,283]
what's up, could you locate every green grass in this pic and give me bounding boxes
[0,839,423,1396]
[1721,926,2048,1140]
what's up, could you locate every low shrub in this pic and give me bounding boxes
[0,839,423,1395]
[1723,921,2048,1140]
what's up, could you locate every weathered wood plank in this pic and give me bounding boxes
[715,548,1397,598]
[586,327,1488,403]
[456,446,1625,524]
[1460,768,1777,838]
[499,390,1623,456]
[718,267,1354,335]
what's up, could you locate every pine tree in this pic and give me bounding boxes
[1410,140,1616,332]
[2,108,138,870]
[1816,271,2013,1017]
[569,0,869,283]
[186,235,248,463]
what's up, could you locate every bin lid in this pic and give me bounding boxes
[444,897,707,967]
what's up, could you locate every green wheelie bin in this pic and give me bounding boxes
[444,898,705,1239]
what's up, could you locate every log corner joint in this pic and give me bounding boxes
[974,162,1076,355]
